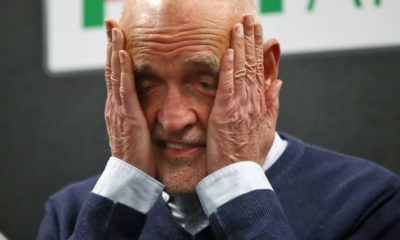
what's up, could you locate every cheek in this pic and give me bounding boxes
[184,86,215,128]
[139,95,163,130]
[194,101,213,130]
[143,108,157,130]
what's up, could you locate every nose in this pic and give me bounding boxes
[157,86,196,132]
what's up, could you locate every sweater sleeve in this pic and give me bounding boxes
[71,193,148,239]
[37,198,60,240]
[207,189,297,240]
[37,158,164,240]
[196,161,297,239]
[196,161,273,216]
[37,193,147,240]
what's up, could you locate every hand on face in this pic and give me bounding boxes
[206,15,282,173]
[104,19,156,177]
[103,14,280,183]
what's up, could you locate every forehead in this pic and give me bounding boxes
[121,0,235,69]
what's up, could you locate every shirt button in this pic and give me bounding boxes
[162,192,170,202]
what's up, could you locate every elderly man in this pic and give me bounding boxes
[38,0,400,239]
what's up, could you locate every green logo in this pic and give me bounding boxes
[258,0,382,15]
[308,0,382,11]
[83,0,104,28]
[83,0,383,28]
[260,0,283,14]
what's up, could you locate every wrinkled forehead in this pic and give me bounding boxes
[120,0,236,63]
[121,0,237,28]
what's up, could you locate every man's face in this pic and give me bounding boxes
[122,0,235,194]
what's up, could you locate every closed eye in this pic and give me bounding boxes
[200,81,215,90]
[136,78,160,97]
[195,74,217,96]
[137,85,154,96]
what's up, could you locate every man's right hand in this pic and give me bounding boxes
[104,18,156,178]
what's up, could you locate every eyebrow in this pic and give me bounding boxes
[134,60,153,74]
[133,55,221,77]
[183,55,220,74]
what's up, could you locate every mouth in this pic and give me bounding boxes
[158,141,205,158]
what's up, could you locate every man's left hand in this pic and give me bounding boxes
[206,14,282,173]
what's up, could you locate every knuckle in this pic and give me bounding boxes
[244,35,254,41]
[245,70,256,79]
[235,68,246,78]
[245,61,257,71]
[110,73,120,85]
[106,81,112,91]
[104,107,112,119]
[105,66,112,78]
[105,115,110,123]
[119,88,130,100]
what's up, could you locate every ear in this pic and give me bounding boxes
[263,39,281,87]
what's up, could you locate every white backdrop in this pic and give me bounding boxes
[44,0,400,74]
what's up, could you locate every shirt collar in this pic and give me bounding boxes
[163,132,288,235]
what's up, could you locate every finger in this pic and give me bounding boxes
[105,19,120,96]
[243,15,260,116]
[254,23,266,113]
[119,50,141,114]
[105,20,113,96]
[215,49,234,106]
[231,23,245,94]
[254,23,265,87]
[243,15,257,85]
[105,18,120,41]
[111,28,125,105]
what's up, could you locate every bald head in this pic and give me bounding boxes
[119,0,259,67]
[120,0,258,32]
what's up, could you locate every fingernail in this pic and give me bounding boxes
[245,15,254,27]
[236,24,244,37]
[119,51,124,64]
[112,29,117,42]
[105,20,111,32]
[255,24,262,36]
[227,49,234,61]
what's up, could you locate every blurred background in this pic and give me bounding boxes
[1,0,399,239]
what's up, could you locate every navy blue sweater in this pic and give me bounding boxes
[37,133,400,239]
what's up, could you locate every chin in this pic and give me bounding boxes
[164,181,198,195]
[156,155,207,196]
